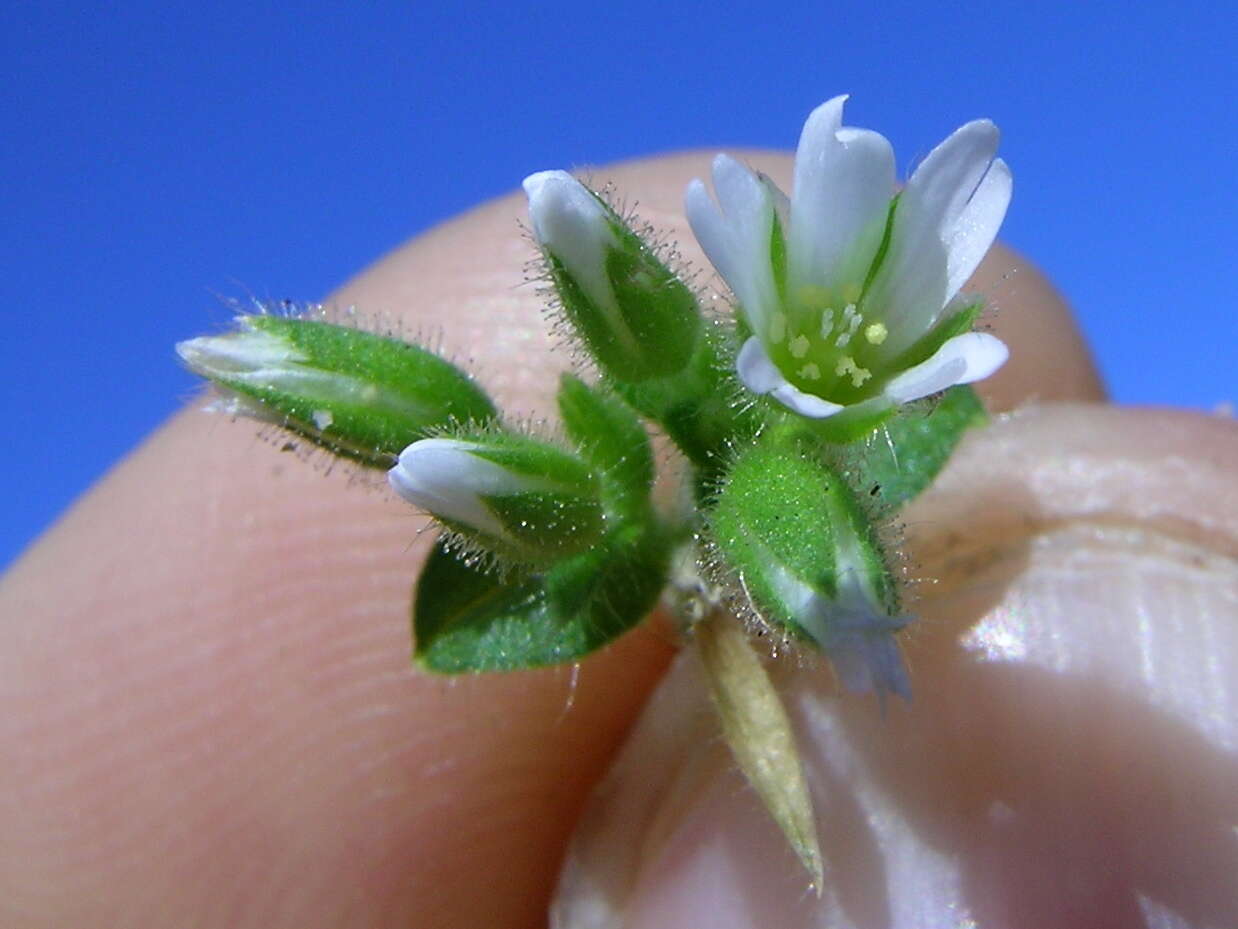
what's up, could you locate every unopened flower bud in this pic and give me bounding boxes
[176,314,495,468]
[710,437,911,701]
[388,435,605,565]
[523,170,702,382]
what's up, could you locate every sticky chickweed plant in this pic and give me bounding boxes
[178,95,1012,887]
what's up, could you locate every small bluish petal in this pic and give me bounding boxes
[735,338,845,418]
[789,96,896,295]
[826,626,912,702]
[944,158,1013,301]
[883,332,1009,403]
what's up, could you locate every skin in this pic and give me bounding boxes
[1,152,1232,928]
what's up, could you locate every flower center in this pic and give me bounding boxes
[764,283,890,399]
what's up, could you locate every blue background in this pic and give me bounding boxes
[3,1,1234,570]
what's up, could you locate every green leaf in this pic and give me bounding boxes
[413,524,670,672]
[842,384,987,509]
[557,374,654,519]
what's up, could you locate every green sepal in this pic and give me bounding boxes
[544,199,702,383]
[840,384,987,510]
[177,314,496,468]
[886,300,984,375]
[708,434,897,642]
[557,374,654,519]
[412,522,671,672]
[396,430,606,567]
[614,326,759,480]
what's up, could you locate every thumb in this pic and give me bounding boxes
[553,405,1238,929]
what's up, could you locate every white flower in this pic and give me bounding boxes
[686,95,1012,421]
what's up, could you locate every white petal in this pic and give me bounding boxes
[685,155,780,334]
[756,171,790,231]
[522,170,617,313]
[864,120,1003,352]
[735,337,845,419]
[735,337,786,393]
[788,96,896,295]
[770,382,846,419]
[944,157,1012,299]
[882,332,1009,404]
[387,438,538,538]
[905,120,1001,234]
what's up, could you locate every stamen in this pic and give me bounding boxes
[819,308,835,338]
[788,334,810,358]
[798,362,821,381]
[835,356,872,387]
[835,331,852,348]
[864,322,888,345]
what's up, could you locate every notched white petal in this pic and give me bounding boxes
[904,119,1002,233]
[686,156,779,334]
[883,332,1008,403]
[790,96,895,294]
[944,157,1013,300]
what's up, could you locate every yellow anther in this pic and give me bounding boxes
[864,322,888,345]
[788,334,811,358]
[769,312,787,343]
[798,362,821,381]
[835,356,872,387]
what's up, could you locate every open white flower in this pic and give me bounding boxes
[686,95,1012,423]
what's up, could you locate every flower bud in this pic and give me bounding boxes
[177,314,496,468]
[709,437,910,701]
[388,435,605,565]
[523,170,702,382]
